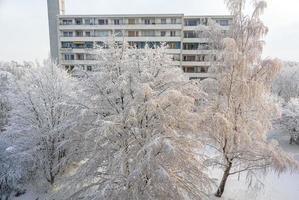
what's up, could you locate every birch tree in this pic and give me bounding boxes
[55,43,212,200]
[200,0,298,197]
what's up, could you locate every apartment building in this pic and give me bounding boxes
[47,0,232,79]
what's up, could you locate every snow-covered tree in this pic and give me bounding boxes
[279,98,299,144]
[0,71,11,132]
[55,42,212,200]
[0,139,35,199]
[272,62,299,102]
[6,61,82,185]
[0,62,35,198]
[0,61,23,132]
[200,0,298,197]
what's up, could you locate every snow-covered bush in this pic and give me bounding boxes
[54,42,212,200]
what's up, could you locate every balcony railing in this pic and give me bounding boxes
[183,46,209,50]
[61,34,181,37]
[60,22,182,26]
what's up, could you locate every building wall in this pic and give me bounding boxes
[47,7,232,79]
[47,0,65,63]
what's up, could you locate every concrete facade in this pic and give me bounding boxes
[47,0,65,62]
[47,1,232,79]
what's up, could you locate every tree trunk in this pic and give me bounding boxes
[215,161,232,197]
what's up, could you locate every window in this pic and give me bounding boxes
[73,42,85,49]
[200,66,208,73]
[61,42,73,48]
[76,54,84,60]
[62,19,72,25]
[183,43,199,50]
[167,42,180,49]
[185,19,198,26]
[98,19,108,25]
[160,31,166,36]
[129,42,145,49]
[128,18,135,24]
[170,31,176,37]
[85,42,94,48]
[75,30,83,37]
[63,31,73,37]
[216,19,229,26]
[85,19,92,25]
[75,18,83,25]
[85,31,91,37]
[144,19,151,24]
[142,30,155,37]
[64,54,74,60]
[87,66,92,71]
[96,41,107,48]
[171,18,177,24]
[199,43,209,50]
[95,30,110,37]
[114,19,120,25]
[198,55,206,61]
[201,18,208,25]
[184,66,208,73]
[161,18,167,24]
[184,31,197,38]
[183,55,196,61]
[184,67,195,73]
[114,30,123,37]
[128,31,139,37]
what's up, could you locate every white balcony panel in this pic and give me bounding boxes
[183,26,205,31]
[182,50,215,54]
[60,37,97,42]
[60,36,182,43]
[125,37,181,42]
[165,49,181,54]
[183,38,209,43]
[61,60,99,65]
[60,48,94,53]
[185,72,215,79]
[182,61,211,66]
[59,24,182,30]
[183,26,230,31]
[171,61,181,66]
[60,48,182,55]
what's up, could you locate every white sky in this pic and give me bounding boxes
[0,0,298,62]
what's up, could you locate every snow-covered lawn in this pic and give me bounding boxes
[12,132,299,200]
[218,132,299,200]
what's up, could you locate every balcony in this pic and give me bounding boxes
[59,21,182,26]
[185,72,214,80]
[59,24,182,30]
[182,61,211,66]
[182,49,215,54]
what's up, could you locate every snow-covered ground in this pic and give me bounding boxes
[12,132,299,200]
[218,131,299,200]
